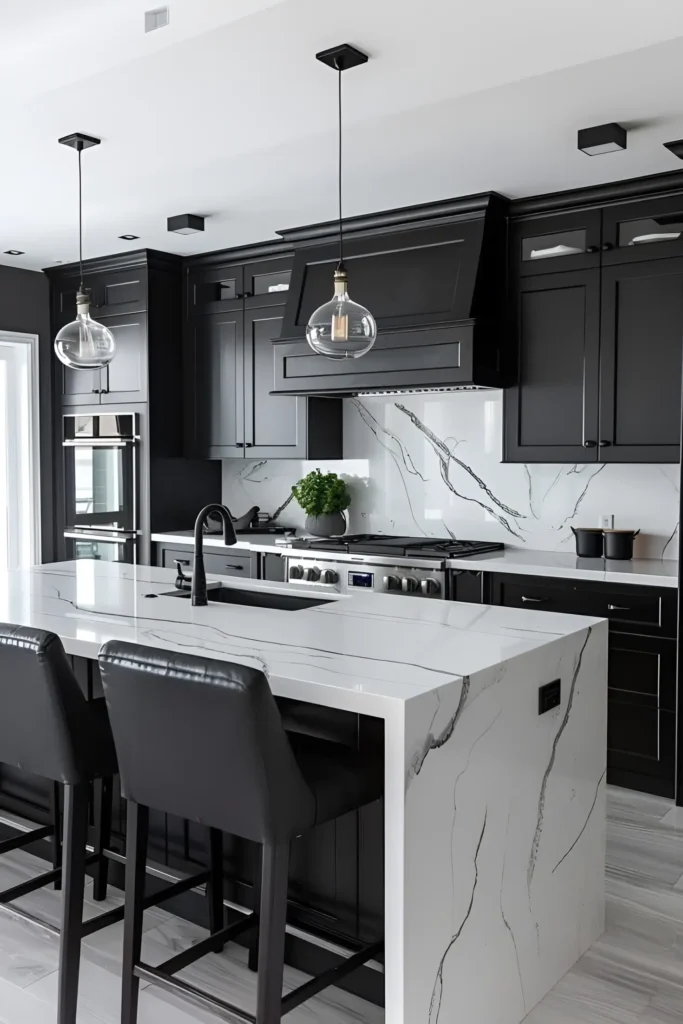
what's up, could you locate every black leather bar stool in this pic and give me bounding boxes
[99,641,384,1024]
[0,624,119,1024]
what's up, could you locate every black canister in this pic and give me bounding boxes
[603,529,640,560]
[571,527,604,558]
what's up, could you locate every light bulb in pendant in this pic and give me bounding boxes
[306,266,376,360]
[54,292,116,369]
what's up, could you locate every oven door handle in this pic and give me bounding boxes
[63,531,137,543]
[63,439,135,447]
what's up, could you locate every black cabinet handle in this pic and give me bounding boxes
[225,564,244,571]
[598,440,611,447]
[521,596,545,603]
[583,440,597,448]
[585,245,599,253]
[601,243,614,251]
[236,292,253,299]
[607,604,630,611]
[234,442,244,448]
[244,442,254,448]
[92,388,101,394]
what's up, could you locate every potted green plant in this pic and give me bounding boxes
[292,469,351,538]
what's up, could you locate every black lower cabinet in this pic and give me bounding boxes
[488,572,677,797]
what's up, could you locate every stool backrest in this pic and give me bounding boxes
[99,641,316,843]
[0,624,90,784]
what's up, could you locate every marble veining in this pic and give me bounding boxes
[221,391,680,559]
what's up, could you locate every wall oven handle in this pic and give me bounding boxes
[63,531,136,543]
[63,439,133,447]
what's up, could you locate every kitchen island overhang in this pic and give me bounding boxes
[0,561,608,1024]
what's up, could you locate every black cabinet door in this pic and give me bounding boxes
[504,269,601,462]
[100,313,148,404]
[602,194,683,265]
[187,263,244,315]
[242,258,292,309]
[190,311,244,457]
[511,210,602,276]
[607,633,676,796]
[598,258,683,463]
[90,267,147,317]
[244,307,307,457]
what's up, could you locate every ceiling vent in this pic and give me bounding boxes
[145,7,169,32]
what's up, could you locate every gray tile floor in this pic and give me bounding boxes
[0,787,681,1023]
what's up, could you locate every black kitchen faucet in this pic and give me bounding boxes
[192,504,237,606]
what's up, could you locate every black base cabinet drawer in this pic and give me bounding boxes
[489,573,676,638]
[607,701,675,798]
[157,544,254,578]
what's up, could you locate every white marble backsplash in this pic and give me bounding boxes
[222,391,680,560]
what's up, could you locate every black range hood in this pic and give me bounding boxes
[271,192,509,397]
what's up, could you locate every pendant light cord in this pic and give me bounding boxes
[337,60,344,269]
[78,145,84,293]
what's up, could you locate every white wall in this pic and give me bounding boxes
[223,391,680,559]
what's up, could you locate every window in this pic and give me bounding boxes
[0,332,40,569]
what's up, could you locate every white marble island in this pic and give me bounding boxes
[0,561,608,1024]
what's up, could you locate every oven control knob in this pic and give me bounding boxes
[383,575,401,591]
[289,565,304,580]
[401,576,418,593]
[303,566,320,582]
[420,578,441,595]
[320,569,339,585]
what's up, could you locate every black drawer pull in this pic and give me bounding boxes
[601,243,614,251]
[234,442,244,448]
[607,604,630,611]
[583,440,596,448]
[225,564,244,571]
[585,245,599,253]
[521,596,545,603]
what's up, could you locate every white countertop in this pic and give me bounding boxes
[446,549,679,588]
[1,561,599,717]
[151,530,296,555]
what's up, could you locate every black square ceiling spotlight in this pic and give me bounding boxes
[167,214,204,235]
[4,250,24,255]
[663,139,683,160]
[577,123,627,155]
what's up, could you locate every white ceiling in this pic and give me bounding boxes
[3,0,683,269]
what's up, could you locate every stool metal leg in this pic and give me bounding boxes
[255,840,289,1024]
[207,828,225,949]
[248,843,262,973]
[57,783,88,1024]
[122,801,149,1024]
[50,782,62,891]
[92,777,113,902]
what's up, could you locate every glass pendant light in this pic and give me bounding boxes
[306,45,376,360]
[54,133,116,370]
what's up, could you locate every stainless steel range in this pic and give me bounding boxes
[284,535,503,599]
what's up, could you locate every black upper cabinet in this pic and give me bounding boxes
[599,258,683,462]
[602,194,683,265]
[190,310,244,457]
[504,269,600,462]
[187,263,244,315]
[242,258,292,309]
[185,297,342,460]
[512,210,602,276]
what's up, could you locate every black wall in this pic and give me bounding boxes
[0,264,53,561]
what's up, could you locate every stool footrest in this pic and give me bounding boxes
[0,824,53,856]
[135,963,256,1023]
[0,852,99,905]
[81,867,211,938]
[281,939,383,1014]
[159,912,256,976]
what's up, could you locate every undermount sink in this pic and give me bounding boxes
[162,585,331,612]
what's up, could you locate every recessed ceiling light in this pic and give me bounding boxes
[167,213,204,235]
[119,234,140,240]
[145,6,169,32]
[663,139,683,160]
[577,122,627,156]
[4,250,24,256]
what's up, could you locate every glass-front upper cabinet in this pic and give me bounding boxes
[511,210,602,276]
[602,196,683,264]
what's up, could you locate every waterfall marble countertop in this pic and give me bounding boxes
[1,560,607,1024]
[1,559,600,715]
